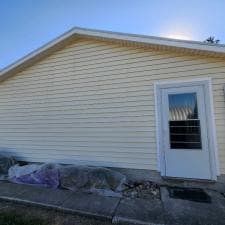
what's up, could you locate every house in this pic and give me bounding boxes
[0,27,225,181]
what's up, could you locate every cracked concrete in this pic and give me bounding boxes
[0,181,225,225]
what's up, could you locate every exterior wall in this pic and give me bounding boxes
[0,39,225,173]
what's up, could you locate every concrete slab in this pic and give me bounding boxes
[0,181,74,207]
[62,192,120,219]
[205,189,225,211]
[17,185,74,206]
[161,187,225,225]
[0,182,119,220]
[0,181,27,198]
[113,197,165,225]
[1,181,225,225]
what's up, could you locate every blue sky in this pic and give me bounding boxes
[1,0,225,69]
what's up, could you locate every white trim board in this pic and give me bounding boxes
[154,77,219,180]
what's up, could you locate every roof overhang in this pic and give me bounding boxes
[1,27,225,82]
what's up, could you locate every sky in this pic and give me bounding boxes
[1,0,225,69]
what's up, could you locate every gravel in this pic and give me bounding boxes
[122,181,160,200]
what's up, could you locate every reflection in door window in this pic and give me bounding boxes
[168,93,202,149]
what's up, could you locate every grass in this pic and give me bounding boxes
[0,212,47,225]
[0,201,113,225]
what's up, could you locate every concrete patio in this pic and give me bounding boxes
[0,181,225,225]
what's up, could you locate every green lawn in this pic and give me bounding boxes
[0,213,46,225]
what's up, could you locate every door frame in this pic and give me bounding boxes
[154,78,219,180]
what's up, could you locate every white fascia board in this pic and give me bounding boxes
[1,27,225,78]
[74,27,225,54]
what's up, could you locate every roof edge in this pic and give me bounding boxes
[1,27,225,80]
[75,27,225,52]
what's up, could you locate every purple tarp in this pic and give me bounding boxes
[9,164,59,188]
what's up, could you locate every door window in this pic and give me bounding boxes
[168,93,202,149]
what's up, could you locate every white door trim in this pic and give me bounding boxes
[154,77,219,180]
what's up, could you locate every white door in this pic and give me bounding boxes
[160,84,213,180]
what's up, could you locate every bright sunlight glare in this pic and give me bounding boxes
[166,33,192,40]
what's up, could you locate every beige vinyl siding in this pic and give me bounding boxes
[0,39,225,173]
